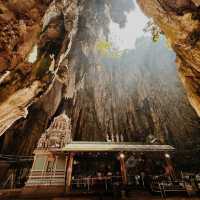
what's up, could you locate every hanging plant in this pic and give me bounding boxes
[143,19,162,43]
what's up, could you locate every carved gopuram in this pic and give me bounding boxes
[25,113,72,189]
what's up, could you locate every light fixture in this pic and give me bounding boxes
[73,160,77,165]
[165,153,170,158]
[119,152,125,159]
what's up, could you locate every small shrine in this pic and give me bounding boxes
[25,113,175,193]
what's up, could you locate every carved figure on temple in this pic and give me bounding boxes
[37,133,47,149]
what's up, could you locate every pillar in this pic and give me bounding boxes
[65,152,74,192]
[119,152,127,185]
[164,153,174,178]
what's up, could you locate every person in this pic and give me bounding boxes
[190,175,198,195]
[135,175,140,186]
[140,171,145,188]
[107,171,112,176]
[96,170,104,200]
[143,174,153,193]
[164,163,174,181]
[185,180,194,197]
[106,168,112,192]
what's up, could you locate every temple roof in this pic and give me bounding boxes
[62,141,175,152]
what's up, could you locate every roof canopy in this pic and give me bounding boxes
[62,141,175,152]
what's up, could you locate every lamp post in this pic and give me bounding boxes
[119,152,127,185]
[65,152,75,192]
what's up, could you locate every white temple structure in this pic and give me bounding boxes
[26,113,72,189]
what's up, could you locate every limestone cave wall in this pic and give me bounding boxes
[68,36,200,152]
[0,0,200,171]
[137,0,200,117]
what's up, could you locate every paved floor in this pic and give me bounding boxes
[52,194,200,200]
[2,190,200,200]
[21,193,200,200]
[52,196,200,200]
[126,191,200,200]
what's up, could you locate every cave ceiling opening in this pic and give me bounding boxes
[0,0,200,163]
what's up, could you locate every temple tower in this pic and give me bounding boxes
[26,113,72,188]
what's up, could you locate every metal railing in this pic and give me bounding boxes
[71,176,122,192]
[151,176,188,199]
[26,171,65,186]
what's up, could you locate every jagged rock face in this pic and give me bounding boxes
[137,0,200,118]
[0,0,135,155]
[0,0,200,171]
[69,37,200,151]
[0,0,79,155]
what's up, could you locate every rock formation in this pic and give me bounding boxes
[0,0,79,155]
[69,36,200,152]
[137,0,200,117]
[0,0,200,182]
[0,0,136,155]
